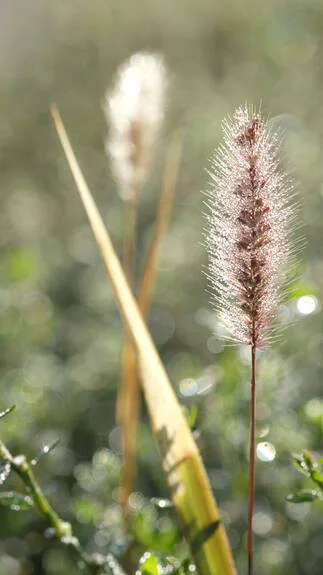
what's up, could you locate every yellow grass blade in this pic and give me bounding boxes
[51,104,237,575]
[118,135,182,509]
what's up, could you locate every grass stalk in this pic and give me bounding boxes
[248,344,256,575]
[118,178,138,515]
[122,192,138,286]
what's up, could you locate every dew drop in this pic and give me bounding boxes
[256,441,276,462]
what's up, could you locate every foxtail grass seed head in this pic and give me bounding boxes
[104,52,166,200]
[206,105,296,347]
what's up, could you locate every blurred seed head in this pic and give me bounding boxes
[104,52,166,200]
[206,105,298,347]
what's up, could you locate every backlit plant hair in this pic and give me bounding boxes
[103,51,166,285]
[104,52,166,201]
[206,105,297,575]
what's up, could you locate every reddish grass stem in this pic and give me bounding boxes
[206,105,297,574]
[248,343,256,575]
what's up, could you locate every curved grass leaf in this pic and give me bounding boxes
[311,469,323,490]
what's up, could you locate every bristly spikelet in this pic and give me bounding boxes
[104,52,166,200]
[206,105,296,347]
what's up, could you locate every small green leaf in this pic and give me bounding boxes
[287,489,319,503]
[292,451,315,477]
[0,405,16,420]
[0,491,34,511]
[303,450,315,471]
[292,453,305,472]
[311,469,323,489]
[139,552,159,575]
[187,405,198,430]
[0,463,11,485]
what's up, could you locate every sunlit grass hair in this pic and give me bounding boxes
[104,52,166,200]
[206,105,297,348]
[205,104,298,574]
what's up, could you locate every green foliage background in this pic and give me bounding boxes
[1,0,323,573]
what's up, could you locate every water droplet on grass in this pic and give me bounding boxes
[257,442,276,462]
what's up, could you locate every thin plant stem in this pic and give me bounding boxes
[137,135,181,313]
[248,343,256,575]
[123,191,138,286]
[118,182,138,521]
[0,439,114,574]
[118,183,138,421]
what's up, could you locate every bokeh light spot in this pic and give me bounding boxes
[297,295,318,315]
[179,378,198,397]
[253,511,273,536]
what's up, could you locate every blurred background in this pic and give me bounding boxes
[0,0,323,573]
